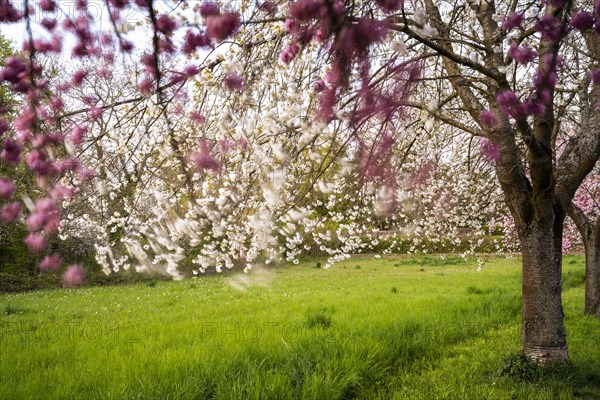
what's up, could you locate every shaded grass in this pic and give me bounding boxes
[0,255,598,399]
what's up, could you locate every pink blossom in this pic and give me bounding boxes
[316,87,336,122]
[0,0,22,22]
[480,138,500,163]
[108,0,129,9]
[59,158,80,172]
[190,141,220,172]
[182,30,210,54]
[56,83,70,92]
[280,44,300,64]
[26,198,61,233]
[0,56,27,88]
[189,111,206,124]
[97,66,111,79]
[324,67,342,86]
[120,40,134,53]
[40,0,57,12]
[223,73,243,90]
[41,18,57,30]
[71,70,88,86]
[199,1,220,17]
[507,42,537,65]
[524,100,545,116]
[334,19,387,60]
[183,65,200,77]
[533,71,558,93]
[49,96,64,111]
[571,11,594,31]
[26,149,55,175]
[88,106,103,120]
[331,1,346,18]
[285,19,299,33]
[78,168,97,181]
[205,12,241,42]
[156,14,177,35]
[50,183,76,200]
[138,78,154,96]
[479,110,499,128]
[0,202,21,223]
[39,254,62,272]
[13,108,35,132]
[76,0,88,10]
[219,139,237,154]
[376,0,403,12]
[314,27,328,42]
[502,12,524,32]
[535,15,566,42]
[289,0,322,22]
[259,2,277,14]
[313,79,326,93]
[141,53,157,75]
[496,90,525,119]
[238,135,249,151]
[24,233,47,252]
[161,37,176,53]
[0,178,15,199]
[62,265,85,288]
[357,133,397,183]
[69,124,87,145]
[1,139,22,164]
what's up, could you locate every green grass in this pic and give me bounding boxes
[0,254,598,399]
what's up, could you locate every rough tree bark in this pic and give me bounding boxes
[568,205,600,316]
[518,198,568,362]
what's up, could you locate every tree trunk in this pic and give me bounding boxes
[567,206,600,317]
[584,220,600,316]
[518,205,569,364]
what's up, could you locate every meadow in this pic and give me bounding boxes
[0,255,599,399]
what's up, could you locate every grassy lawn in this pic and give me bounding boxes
[1,255,599,399]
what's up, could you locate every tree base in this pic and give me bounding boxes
[524,345,568,365]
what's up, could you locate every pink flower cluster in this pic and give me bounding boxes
[480,138,501,163]
[39,254,62,272]
[0,56,30,93]
[62,265,85,287]
[507,43,537,65]
[190,140,220,173]
[205,12,241,42]
[26,198,61,234]
[479,110,499,128]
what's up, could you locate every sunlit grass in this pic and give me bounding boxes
[1,254,598,399]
